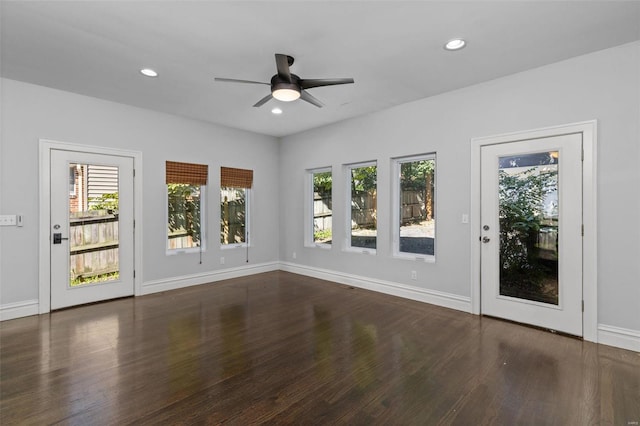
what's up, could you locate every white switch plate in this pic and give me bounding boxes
[0,215,17,226]
[461,214,469,224]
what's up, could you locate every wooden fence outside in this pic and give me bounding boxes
[221,199,246,244]
[69,210,119,280]
[314,190,431,231]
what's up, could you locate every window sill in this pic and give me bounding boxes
[393,253,436,263]
[305,243,332,250]
[166,248,206,256]
[221,243,248,250]
[343,247,377,255]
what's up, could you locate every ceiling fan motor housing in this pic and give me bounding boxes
[271,74,301,94]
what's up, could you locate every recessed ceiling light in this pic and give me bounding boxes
[140,68,158,77]
[271,107,283,115]
[444,39,466,51]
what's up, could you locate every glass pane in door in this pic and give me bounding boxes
[68,163,119,287]
[498,151,559,305]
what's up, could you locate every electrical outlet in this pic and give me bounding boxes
[220,257,225,265]
[292,252,297,259]
[0,215,17,226]
[411,270,417,280]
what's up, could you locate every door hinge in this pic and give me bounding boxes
[581,149,584,161]
[581,224,584,236]
[133,169,136,177]
[582,300,584,312]
[133,270,136,279]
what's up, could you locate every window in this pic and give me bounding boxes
[346,162,377,251]
[308,168,332,247]
[69,166,77,196]
[393,154,436,258]
[166,161,208,252]
[220,167,253,246]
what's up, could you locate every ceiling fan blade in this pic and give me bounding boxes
[253,93,273,107]
[275,54,292,83]
[299,78,354,90]
[215,77,269,85]
[300,90,324,108]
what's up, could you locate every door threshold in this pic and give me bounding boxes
[51,295,133,312]
[481,314,583,340]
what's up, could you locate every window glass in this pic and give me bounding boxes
[221,187,247,245]
[167,184,203,250]
[312,170,332,245]
[396,155,435,256]
[348,163,377,250]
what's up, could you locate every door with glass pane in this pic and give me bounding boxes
[50,150,134,310]
[480,133,582,335]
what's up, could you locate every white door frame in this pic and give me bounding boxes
[470,121,597,343]
[38,139,143,313]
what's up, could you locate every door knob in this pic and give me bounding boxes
[482,236,490,243]
[53,233,69,244]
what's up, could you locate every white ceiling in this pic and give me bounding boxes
[2,1,639,137]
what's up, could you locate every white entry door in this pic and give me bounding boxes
[480,133,583,336]
[50,149,134,310]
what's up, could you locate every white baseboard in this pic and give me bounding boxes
[598,324,640,352]
[140,261,280,295]
[0,299,39,321]
[280,262,472,313]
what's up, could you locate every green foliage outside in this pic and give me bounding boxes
[313,228,332,242]
[89,192,119,212]
[499,168,557,291]
[351,166,377,192]
[71,271,119,286]
[168,184,201,245]
[400,159,434,192]
[313,171,332,195]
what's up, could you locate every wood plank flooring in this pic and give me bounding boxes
[1,271,639,425]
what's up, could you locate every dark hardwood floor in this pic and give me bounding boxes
[1,271,638,425]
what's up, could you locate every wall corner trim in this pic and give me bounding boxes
[597,324,640,353]
[0,300,39,321]
[280,262,472,313]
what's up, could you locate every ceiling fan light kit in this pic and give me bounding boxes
[216,53,354,108]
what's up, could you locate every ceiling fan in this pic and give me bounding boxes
[215,54,354,108]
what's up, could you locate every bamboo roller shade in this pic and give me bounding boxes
[221,166,253,188]
[166,161,208,185]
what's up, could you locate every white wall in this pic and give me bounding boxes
[279,42,640,334]
[0,78,280,310]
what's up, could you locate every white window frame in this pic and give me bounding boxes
[391,153,436,262]
[344,161,377,254]
[165,184,206,255]
[305,167,333,249]
[220,187,250,250]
